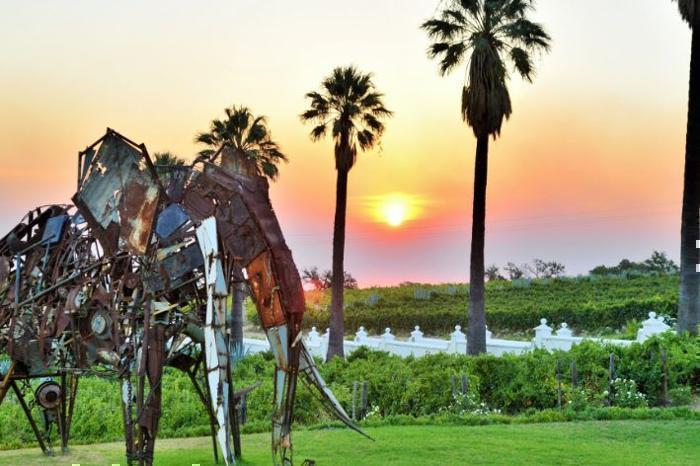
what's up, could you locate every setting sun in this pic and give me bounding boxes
[362,193,426,228]
[382,199,408,227]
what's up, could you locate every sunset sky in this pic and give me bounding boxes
[0,0,692,286]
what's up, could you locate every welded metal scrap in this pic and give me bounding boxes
[0,129,365,466]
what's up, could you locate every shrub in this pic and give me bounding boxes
[668,386,693,406]
[0,335,697,450]
[607,378,648,408]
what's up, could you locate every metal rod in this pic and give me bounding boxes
[11,381,50,455]
[59,372,68,452]
[121,377,134,466]
[188,364,219,464]
[137,301,151,466]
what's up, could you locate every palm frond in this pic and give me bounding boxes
[500,18,551,51]
[301,66,392,171]
[510,47,533,81]
[423,0,550,137]
[195,105,287,180]
[310,124,327,141]
[673,0,694,25]
[421,19,464,40]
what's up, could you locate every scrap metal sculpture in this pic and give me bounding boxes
[0,129,362,465]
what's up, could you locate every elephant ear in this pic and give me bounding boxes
[674,0,694,26]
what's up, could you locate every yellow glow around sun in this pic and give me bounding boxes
[362,193,425,228]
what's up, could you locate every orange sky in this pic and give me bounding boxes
[0,0,692,285]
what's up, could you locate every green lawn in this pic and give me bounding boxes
[0,420,697,466]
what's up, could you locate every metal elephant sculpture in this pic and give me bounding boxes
[0,129,363,465]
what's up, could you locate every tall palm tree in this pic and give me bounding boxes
[300,66,392,360]
[422,0,551,354]
[195,105,289,357]
[672,0,700,335]
[195,105,288,180]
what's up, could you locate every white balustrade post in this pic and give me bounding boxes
[533,318,553,348]
[556,323,573,338]
[409,326,424,343]
[355,326,368,343]
[380,327,395,350]
[637,312,671,342]
[450,325,466,354]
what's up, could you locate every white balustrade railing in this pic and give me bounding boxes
[242,312,672,359]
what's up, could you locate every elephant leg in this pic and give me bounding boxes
[197,217,234,465]
[266,324,299,466]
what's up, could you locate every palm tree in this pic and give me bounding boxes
[195,105,289,357]
[422,0,551,354]
[195,105,288,180]
[300,66,392,360]
[152,151,186,176]
[152,152,188,190]
[671,0,700,335]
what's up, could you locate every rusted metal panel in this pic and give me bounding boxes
[246,251,286,328]
[72,131,160,255]
[144,243,203,292]
[155,203,189,240]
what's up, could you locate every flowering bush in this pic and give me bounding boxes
[608,378,648,408]
[364,405,382,420]
[440,392,502,416]
[564,387,603,411]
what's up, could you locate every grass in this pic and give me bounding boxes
[1,420,698,465]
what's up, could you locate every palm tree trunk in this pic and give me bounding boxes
[468,134,489,354]
[678,1,700,335]
[327,168,349,360]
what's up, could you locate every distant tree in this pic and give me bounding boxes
[302,267,325,290]
[590,252,679,277]
[529,259,547,279]
[301,66,392,360]
[422,0,551,355]
[529,259,566,279]
[643,251,680,275]
[669,0,700,334]
[302,266,358,291]
[485,265,504,281]
[504,262,526,280]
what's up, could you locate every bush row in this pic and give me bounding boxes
[294,274,679,334]
[0,333,696,449]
